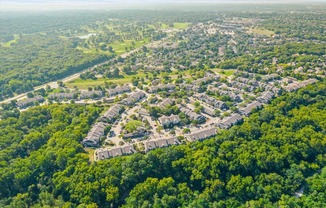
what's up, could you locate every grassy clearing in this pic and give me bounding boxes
[85,148,95,162]
[148,22,190,30]
[211,68,235,77]
[67,68,233,89]
[2,34,19,47]
[173,22,190,29]
[110,38,150,55]
[250,28,275,36]
[66,72,147,89]
[76,37,150,56]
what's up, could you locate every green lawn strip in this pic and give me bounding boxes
[173,22,190,29]
[250,28,275,36]
[66,72,147,89]
[2,34,19,47]
[211,68,235,77]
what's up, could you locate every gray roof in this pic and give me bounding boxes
[101,104,123,122]
[48,93,76,100]
[80,91,103,99]
[108,85,131,97]
[149,84,175,93]
[179,106,206,122]
[121,145,136,155]
[185,128,217,142]
[159,115,181,126]
[144,140,157,152]
[239,101,263,116]
[218,114,243,129]
[194,93,228,110]
[257,91,274,104]
[82,122,106,147]
[284,79,318,92]
[95,144,136,160]
[121,91,146,106]
[16,95,44,108]
[158,98,174,109]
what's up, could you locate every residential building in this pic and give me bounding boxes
[101,104,124,123]
[239,101,263,116]
[107,85,131,97]
[82,122,106,147]
[185,128,217,142]
[218,114,243,129]
[159,115,181,127]
[80,91,103,99]
[121,91,146,106]
[16,95,44,109]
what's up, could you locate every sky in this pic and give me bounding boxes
[1,0,326,11]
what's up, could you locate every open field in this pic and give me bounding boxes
[173,22,190,29]
[211,68,235,76]
[66,72,147,89]
[250,28,275,36]
[149,22,190,30]
[85,148,95,162]
[110,38,151,55]
[2,34,19,47]
[67,68,235,89]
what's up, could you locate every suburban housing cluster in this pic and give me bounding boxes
[77,71,319,161]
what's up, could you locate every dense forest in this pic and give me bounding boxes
[0,80,325,207]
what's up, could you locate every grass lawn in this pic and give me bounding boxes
[85,148,95,162]
[250,28,275,36]
[125,120,143,133]
[110,38,151,55]
[173,22,190,29]
[2,34,19,47]
[211,68,235,76]
[148,22,190,30]
[76,37,151,56]
[66,72,147,89]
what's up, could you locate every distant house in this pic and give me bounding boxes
[48,93,76,100]
[82,122,106,147]
[159,115,181,128]
[262,74,280,81]
[100,104,124,123]
[149,84,175,93]
[138,108,150,117]
[16,95,44,109]
[107,85,131,97]
[185,128,217,142]
[143,140,157,152]
[179,106,206,123]
[202,106,216,117]
[257,91,274,104]
[121,91,146,106]
[239,101,263,116]
[123,127,147,139]
[95,144,136,160]
[218,114,243,129]
[151,79,161,86]
[194,93,228,110]
[157,98,174,109]
[180,84,202,93]
[193,77,213,85]
[230,81,255,92]
[213,88,243,103]
[143,137,180,152]
[236,77,258,86]
[80,90,103,99]
[284,78,318,92]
